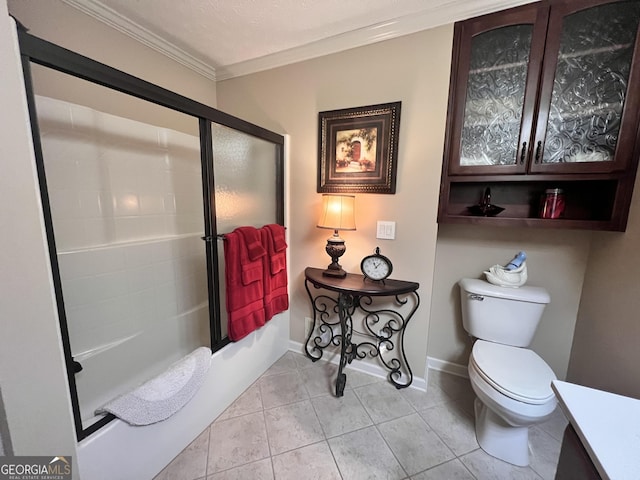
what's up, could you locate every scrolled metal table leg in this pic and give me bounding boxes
[336,373,347,397]
[335,292,355,397]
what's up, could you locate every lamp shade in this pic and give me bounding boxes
[317,194,356,231]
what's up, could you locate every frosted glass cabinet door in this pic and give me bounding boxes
[448,3,549,175]
[531,0,640,173]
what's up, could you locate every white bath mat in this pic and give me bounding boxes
[96,346,212,426]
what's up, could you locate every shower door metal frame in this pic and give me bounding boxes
[17,25,285,441]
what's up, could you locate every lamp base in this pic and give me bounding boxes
[322,266,347,278]
[322,234,347,278]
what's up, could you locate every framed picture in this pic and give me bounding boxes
[317,102,401,194]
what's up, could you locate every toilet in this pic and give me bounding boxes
[458,278,557,467]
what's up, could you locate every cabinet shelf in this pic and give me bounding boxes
[467,42,633,75]
[439,214,622,231]
[439,177,628,231]
[461,102,621,125]
[450,173,625,182]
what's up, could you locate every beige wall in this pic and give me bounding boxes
[0,4,77,462]
[567,170,640,399]
[218,27,455,378]
[217,24,597,382]
[430,225,591,380]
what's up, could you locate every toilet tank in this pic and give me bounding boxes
[458,278,550,347]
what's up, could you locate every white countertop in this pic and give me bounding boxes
[551,380,640,480]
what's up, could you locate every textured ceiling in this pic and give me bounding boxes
[94,0,438,67]
[63,0,535,79]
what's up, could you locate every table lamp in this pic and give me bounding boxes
[317,194,356,278]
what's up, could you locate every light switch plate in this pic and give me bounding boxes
[376,221,396,240]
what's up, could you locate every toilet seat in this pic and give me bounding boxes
[471,340,556,405]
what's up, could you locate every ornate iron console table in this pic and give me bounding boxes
[304,267,420,397]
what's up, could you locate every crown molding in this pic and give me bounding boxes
[217,0,535,80]
[64,0,535,82]
[61,0,217,81]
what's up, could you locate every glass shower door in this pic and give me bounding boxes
[21,28,285,439]
[211,123,282,339]
[31,66,211,431]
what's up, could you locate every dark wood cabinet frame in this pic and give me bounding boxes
[438,0,640,231]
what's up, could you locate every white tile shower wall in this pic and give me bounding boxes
[57,234,209,424]
[35,95,203,250]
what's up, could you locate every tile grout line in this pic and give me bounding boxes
[257,375,275,465]
[422,424,481,479]
[352,380,417,479]
[371,422,410,479]
[288,354,343,478]
[306,360,372,479]
[203,425,211,480]
[258,378,278,480]
[170,354,566,480]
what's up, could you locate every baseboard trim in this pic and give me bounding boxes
[289,340,427,392]
[427,356,469,379]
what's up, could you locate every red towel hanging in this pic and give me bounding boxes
[261,224,289,320]
[223,227,266,341]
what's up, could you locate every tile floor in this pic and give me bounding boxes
[154,351,568,480]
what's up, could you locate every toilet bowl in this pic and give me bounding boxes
[458,278,556,466]
[468,340,557,466]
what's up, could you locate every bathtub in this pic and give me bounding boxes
[77,312,289,480]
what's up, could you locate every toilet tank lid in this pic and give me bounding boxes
[459,278,550,304]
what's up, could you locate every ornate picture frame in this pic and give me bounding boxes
[317,102,401,194]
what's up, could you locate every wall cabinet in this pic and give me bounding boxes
[438,0,640,230]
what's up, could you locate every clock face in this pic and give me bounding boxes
[361,254,392,281]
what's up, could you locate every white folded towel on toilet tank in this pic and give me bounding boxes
[96,346,212,426]
[484,262,528,288]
